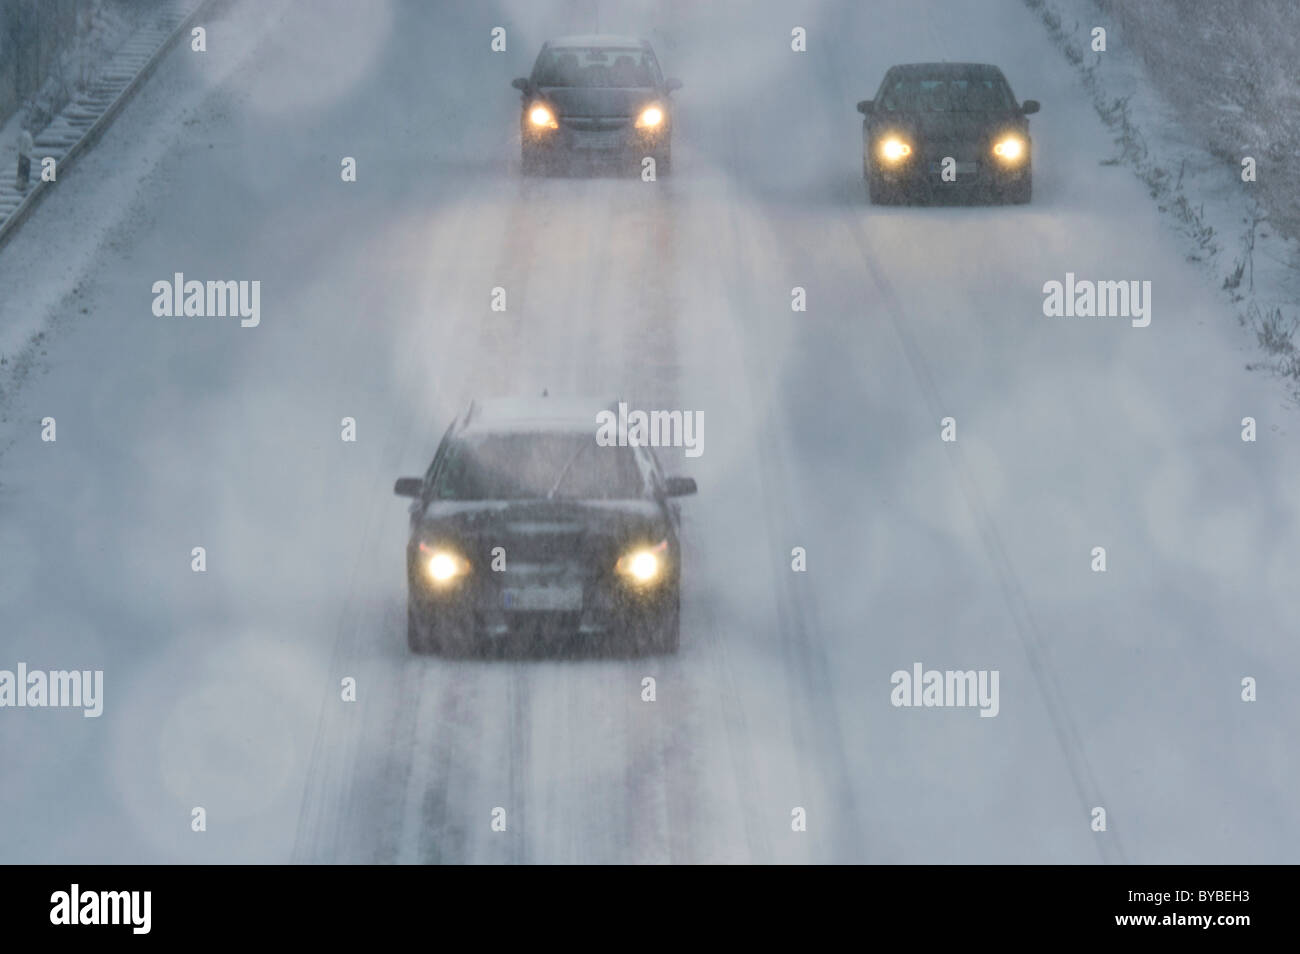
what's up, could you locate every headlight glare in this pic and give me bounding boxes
[419,543,470,584]
[636,105,664,129]
[993,136,1025,160]
[880,138,912,162]
[617,540,668,584]
[529,104,558,129]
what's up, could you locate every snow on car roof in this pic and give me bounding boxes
[460,397,613,434]
[545,34,648,50]
[890,62,1002,76]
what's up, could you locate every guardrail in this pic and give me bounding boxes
[0,0,217,254]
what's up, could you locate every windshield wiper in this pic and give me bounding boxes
[546,442,591,500]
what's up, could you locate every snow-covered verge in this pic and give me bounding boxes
[1025,0,1300,401]
[1095,0,1300,242]
[0,1,208,239]
[1,1,163,133]
[0,0,266,438]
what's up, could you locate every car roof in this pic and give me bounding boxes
[887,62,1005,78]
[457,397,614,435]
[544,34,650,50]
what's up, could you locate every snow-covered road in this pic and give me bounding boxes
[1,0,1296,864]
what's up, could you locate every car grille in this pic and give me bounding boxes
[926,142,983,162]
[561,117,629,131]
[928,159,982,177]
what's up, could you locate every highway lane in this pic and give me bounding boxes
[1,0,1296,863]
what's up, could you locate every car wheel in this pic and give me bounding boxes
[435,615,478,659]
[445,627,479,659]
[645,590,680,655]
[867,171,895,206]
[407,602,438,655]
[521,147,543,177]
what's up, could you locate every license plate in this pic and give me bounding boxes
[930,161,979,176]
[572,130,623,150]
[502,585,583,611]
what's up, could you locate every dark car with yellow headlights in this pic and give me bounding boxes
[512,35,681,175]
[857,62,1039,204]
[394,398,696,657]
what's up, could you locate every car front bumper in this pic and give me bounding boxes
[408,559,676,644]
[871,146,1030,196]
[524,119,669,158]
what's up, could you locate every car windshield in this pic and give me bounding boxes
[879,74,1016,112]
[532,47,658,88]
[432,433,644,501]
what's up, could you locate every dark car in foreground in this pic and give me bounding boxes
[512,34,682,175]
[857,62,1040,204]
[394,398,697,657]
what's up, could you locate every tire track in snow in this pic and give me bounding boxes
[615,163,681,864]
[840,213,1127,864]
[294,181,508,862]
[713,142,869,862]
[810,3,1127,863]
[401,173,546,864]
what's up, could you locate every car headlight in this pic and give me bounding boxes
[529,104,558,129]
[993,136,1025,161]
[616,540,668,584]
[418,542,470,585]
[880,137,912,162]
[635,105,664,129]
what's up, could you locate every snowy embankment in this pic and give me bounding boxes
[0,0,226,434]
[1025,0,1300,400]
[0,1,209,242]
[0,1,210,394]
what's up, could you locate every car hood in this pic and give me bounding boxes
[419,498,666,541]
[878,110,1026,142]
[539,86,659,119]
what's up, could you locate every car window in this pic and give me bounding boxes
[533,47,658,88]
[644,50,664,86]
[879,75,1015,112]
[422,419,459,492]
[432,433,645,500]
[633,443,665,494]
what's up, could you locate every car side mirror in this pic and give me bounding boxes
[511,77,530,92]
[664,78,683,92]
[1021,99,1040,115]
[394,477,423,498]
[663,476,697,497]
[856,99,874,115]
